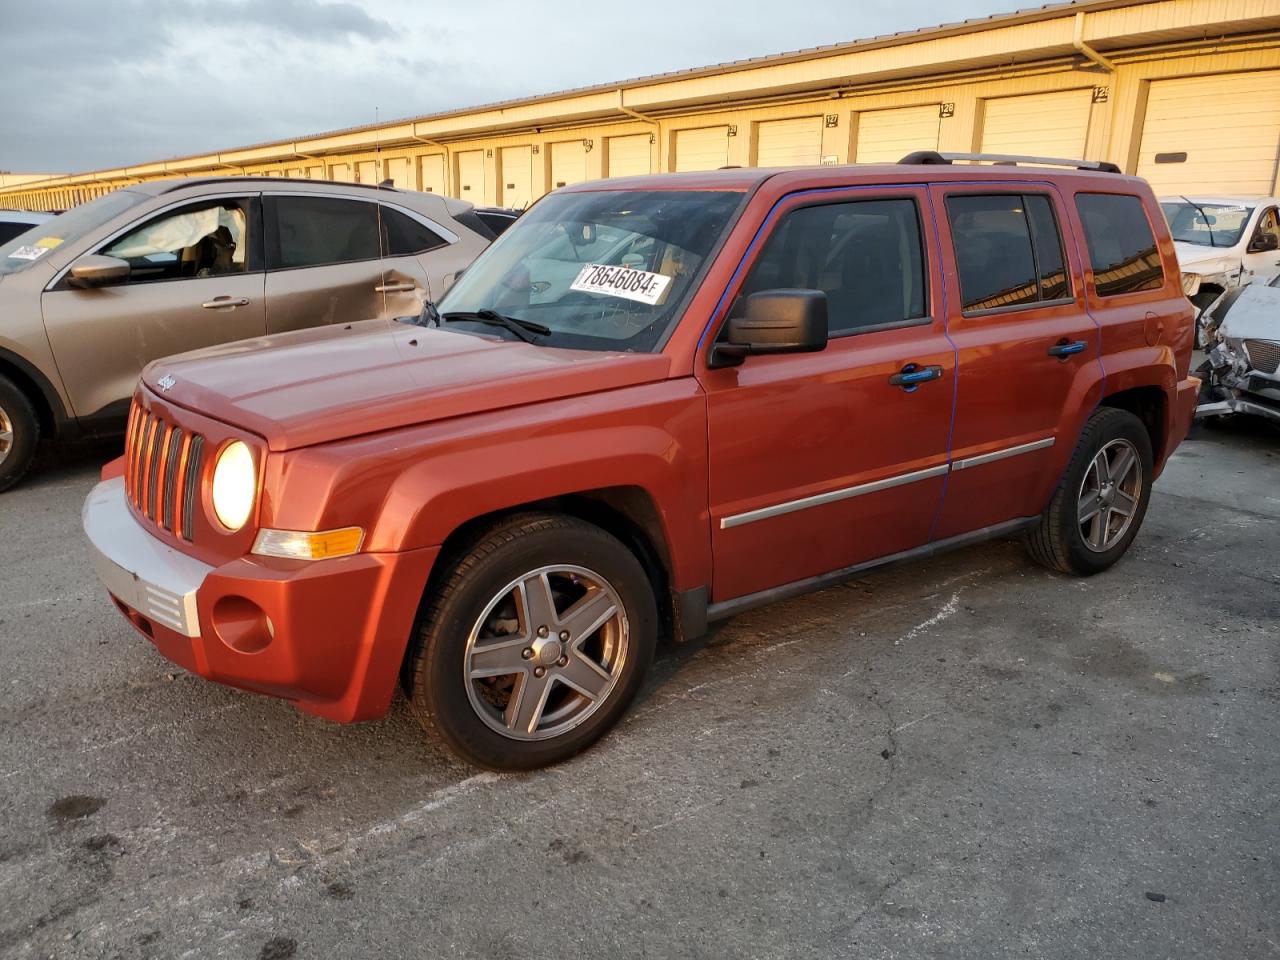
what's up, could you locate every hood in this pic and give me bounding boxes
[1173,241,1239,276]
[1218,283,1280,342]
[143,319,671,451]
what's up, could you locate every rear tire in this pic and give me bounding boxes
[0,376,39,493]
[405,513,657,770]
[1025,407,1153,576]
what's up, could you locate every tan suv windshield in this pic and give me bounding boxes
[0,190,146,277]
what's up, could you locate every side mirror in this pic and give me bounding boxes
[67,254,130,288]
[711,289,828,367]
[1248,233,1279,253]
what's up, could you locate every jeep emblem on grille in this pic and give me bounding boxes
[157,375,176,392]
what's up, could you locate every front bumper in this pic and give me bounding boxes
[83,478,439,722]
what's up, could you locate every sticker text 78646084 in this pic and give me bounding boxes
[570,263,672,306]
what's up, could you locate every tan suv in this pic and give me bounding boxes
[0,177,494,490]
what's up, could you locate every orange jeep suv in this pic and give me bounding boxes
[83,153,1199,770]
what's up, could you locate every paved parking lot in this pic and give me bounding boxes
[1,421,1277,960]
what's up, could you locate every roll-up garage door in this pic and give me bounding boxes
[385,157,412,189]
[550,141,588,190]
[675,126,730,171]
[419,155,445,194]
[456,150,484,200]
[756,116,823,166]
[607,134,652,178]
[855,105,940,163]
[980,89,1093,159]
[1136,71,1280,195]
[357,160,378,185]
[329,162,354,182]
[501,146,533,208]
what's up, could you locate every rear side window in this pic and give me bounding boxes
[1075,193,1164,297]
[946,194,1071,313]
[737,197,928,336]
[271,196,379,269]
[380,207,447,256]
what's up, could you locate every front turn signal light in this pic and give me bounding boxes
[252,527,364,561]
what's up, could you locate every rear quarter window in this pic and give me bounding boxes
[1074,193,1164,297]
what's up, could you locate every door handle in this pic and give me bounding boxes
[1048,339,1088,359]
[375,281,417,293]
[201,297,249,309]
[888,363,943,390]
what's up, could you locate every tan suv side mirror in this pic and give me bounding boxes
[68,254,131,289]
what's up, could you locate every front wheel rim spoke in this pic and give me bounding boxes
[507,670,554,734]
[1112,489,1137,518]
[1078,497,1101,525]
[517,573,558,634]
[559,588,617,647]
[1110,447,1136,486]
[1089,511,1107,549]
[469,637,530,679]
[557,652,612,701]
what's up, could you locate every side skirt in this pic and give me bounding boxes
[704,516,1040,624]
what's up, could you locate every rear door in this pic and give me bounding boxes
[41,194,265,421]
[263,194,446,332]
[698,187,954,602]
[930,186,1102,540]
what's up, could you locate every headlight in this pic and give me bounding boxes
[211,440,256,531]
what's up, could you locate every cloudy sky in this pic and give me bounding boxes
[2,0,1011,174]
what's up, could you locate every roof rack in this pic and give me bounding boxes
[898,151,1121,174]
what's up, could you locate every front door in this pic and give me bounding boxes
[929,186,1102,540]
[42,195,266,422]
[1243,205,1280,284]
[698,187,955,602]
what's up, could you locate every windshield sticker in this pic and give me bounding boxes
[6,245,47,261]
[35,236,63,249]
[570,263,672,305]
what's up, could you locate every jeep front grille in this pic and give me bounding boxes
[124,402,205,541]
[1244,340,1280,376]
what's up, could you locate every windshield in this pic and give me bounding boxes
[436,189,744,351]
[1160,201,1253,248]
[0,189,148,278]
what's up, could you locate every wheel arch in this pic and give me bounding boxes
[1100,384,1168,467]
[0,347,68,440]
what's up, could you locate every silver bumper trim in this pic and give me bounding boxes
[83,477,212,637]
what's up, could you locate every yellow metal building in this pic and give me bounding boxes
[5,0,1280,211]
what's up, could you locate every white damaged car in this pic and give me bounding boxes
[1160,196,1280,346]
[1197,274,1280,424]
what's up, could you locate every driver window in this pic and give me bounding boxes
[732,197,928,336]
[102,201,251,283]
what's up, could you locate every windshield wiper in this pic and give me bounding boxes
[441,309,550,343]
[1181,195,1217,247]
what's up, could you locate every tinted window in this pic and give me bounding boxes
[1075,193,1164,297]
[381,207,446,255]
[1026,195,1070,301]
[101,200,252,283]
[476,211,518,237]
[0,222,33,245]
[272,196,379,269]
[738,198,927,335]
[947,194,1072,313]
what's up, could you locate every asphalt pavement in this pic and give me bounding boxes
[1,420,1277,960]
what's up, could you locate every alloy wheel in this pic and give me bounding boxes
[463,564,629,741]
[1076,438,1142,552]
[0,405,12,469]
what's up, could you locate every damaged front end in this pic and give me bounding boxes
[1196,281,1280,423]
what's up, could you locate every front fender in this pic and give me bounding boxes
[262,378,712,592]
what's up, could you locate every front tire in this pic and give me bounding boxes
[405,513,657,770]
[0,376,39,493]
[1025,407,1153,576]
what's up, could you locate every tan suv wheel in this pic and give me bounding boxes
[1026,407,1153,576]
[404,513,658,770]
[0,376,39,493]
